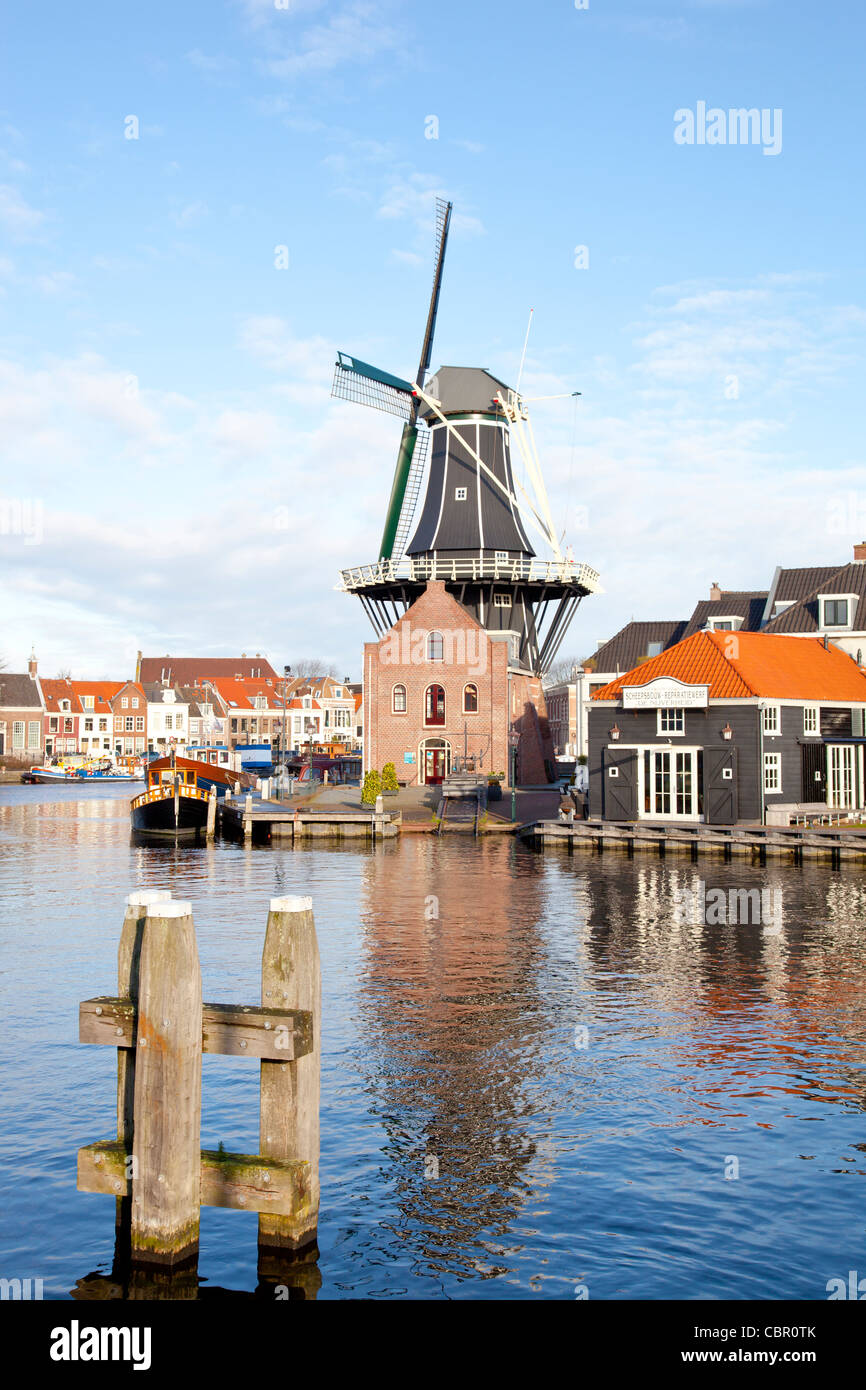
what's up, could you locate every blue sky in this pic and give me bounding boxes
[1,0,863,678]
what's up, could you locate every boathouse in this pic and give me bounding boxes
[587,631,866,823]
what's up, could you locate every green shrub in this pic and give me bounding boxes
[382,762,399,791]
[361,769,381,805]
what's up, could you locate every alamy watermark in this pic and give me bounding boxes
[380,620,487,678]
[673,880,782,934]
[0,497,43,545]
[674,103,782,157]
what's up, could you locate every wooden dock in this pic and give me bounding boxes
[218,793,399,842]
[521,818,866,864]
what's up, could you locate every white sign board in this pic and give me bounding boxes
[621,678,709,710]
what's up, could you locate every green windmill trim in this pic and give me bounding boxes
[380,423,418,561]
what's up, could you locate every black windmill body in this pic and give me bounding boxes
[332,199,600,675]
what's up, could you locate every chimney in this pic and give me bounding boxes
[709,582,722,602]
[28,648,37,678]
[854,542,866,562]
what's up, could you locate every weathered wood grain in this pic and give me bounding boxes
[80,996,313,1060]
[79,1140,309,1218]
[130,901,202,1266]
[258,894,321,1255]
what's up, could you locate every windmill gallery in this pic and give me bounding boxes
[332,199,601,788]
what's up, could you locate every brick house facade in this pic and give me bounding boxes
[363,581,556,786]
[0,672,43,763]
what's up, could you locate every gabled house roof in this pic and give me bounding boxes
[767,564,844,609]
[73,681,126,707]
[592,630,866,703]
[681,591,767,639]
[764,562,866,635]
[40,679,82,714]
[0,674,42,708]
[585,620,686,674]
[142,683,189,705]
[206,677,288,712]
[138,654,279,684]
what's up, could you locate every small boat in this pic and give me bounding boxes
[30,755,144,784]
[130,753,247,836]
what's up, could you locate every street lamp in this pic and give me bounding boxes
[508,728,520,823]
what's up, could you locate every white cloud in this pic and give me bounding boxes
[262,2,403,76]
[0,183,45,240]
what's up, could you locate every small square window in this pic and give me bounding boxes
[455,486,467,501]
[495,550,508,563]
[803,707,818,735]
[823,598,848,627]
[658,708,684,735]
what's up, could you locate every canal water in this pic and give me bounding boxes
[1,785,864,1300]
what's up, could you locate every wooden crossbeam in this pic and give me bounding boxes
[79,996,313,1061]
[78,1141,311,1218]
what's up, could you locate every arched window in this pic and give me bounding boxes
[425,684,445,726]
[392,683,407,714]
[463,683,478,714]
[427,631,444,661]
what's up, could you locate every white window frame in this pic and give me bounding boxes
[455,486,467,501]
[763,751,781,794]
[803,706,819,735]
[494,550,508,563]
[820,596,851,629]
[657,708,685,736]
[762,705,780,737]
[493,593,512,608]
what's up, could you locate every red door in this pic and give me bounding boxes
[425,749,446,784]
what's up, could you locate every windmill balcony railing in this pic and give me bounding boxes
[338,556,602,593]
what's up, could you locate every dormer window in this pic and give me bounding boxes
[707,616,743,632]
[823,598,849,627]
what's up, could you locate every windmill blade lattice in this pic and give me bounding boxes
[331,353,414,421]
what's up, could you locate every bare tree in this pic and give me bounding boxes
[544,655,583,687]
[289,659,338,682]
[56,667,72,680]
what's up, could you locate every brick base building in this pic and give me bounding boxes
[363,581,556,786]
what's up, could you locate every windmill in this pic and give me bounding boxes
[332,199,601,675]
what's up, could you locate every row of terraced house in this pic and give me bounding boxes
[0,651,362,766]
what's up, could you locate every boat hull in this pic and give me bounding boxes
[131,787,210,836]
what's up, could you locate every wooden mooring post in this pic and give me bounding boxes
[78,892,321,1269]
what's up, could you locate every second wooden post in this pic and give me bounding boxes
[258,894,321,1255]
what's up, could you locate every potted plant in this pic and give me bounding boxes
[361,769,381,805]
[381,762,399,796]
[487,770,504,802]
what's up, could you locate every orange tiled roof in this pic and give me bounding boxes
[73,681,128,707]
[208,677,286,710]
[591,630,866,702]
[40,678,82,713]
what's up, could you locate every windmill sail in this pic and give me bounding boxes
[331,353,414,420]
